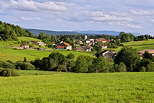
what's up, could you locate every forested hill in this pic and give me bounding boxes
[0,21,33,41]
[26,29,81,35]
[26,29,121,36]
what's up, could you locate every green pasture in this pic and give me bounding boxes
[0,71,153,103]
[17,37,41,42]
[0,40,94,62]
[113,39,154,52]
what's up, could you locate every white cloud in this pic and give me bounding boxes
[127,24,141,29]
[131,9,154,16]
[1,0,70,12]
[151,19,154,23]
[20,17,42,21]
[85,11,132,22]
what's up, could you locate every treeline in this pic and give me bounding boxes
[0,53,113,73]
[0,21,33,41]
[1,46,154,74]
[118,32,154,43]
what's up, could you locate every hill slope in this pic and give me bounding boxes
[0,71,153,103]
[26,29,121,36]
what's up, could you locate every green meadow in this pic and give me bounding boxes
[0,37,94,62]
[0,71,153,103]
[114,39,154,52]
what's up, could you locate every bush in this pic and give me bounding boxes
[114,62,126,72]
[139,66,146,72]
[15,61,36,70]
[57,65,67,72]
[67,53,75,59]
[0,61,15,69]
[0,69,19,77]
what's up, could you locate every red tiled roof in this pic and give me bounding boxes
[138,49,154,54]
[96,38,111,42]
[57,46,65,48]
[63,42,72,46]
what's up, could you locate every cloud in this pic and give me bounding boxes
[131,9,154,16]
[20,17,42,21]
[1,0,70,12]
[127,24,141,29]
[85,11,132,22]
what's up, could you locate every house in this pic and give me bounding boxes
[138,49,154,56]
[102,44,108,49]
[96,38,111,43]
[30,41,46,46]
[85,39,91,44]
[51,42,56,46]
[74,45,92,52]
[56,42,72,50]
[85,39,95,45]
[20,44,29,49]
[97,50,115,59]
[37,41,46,46]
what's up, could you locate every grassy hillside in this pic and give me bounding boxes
[114,39,154,52]
[0,71,153,103]
[0,37,94,62]
[17,37,41,42]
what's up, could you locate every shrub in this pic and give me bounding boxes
[0,69,19,77]
[0,61,15,69]
[67,53,75,59]
[139,66,146,72]
[114,62,127,72]
[15,61,36,70]
[57,65,67,72]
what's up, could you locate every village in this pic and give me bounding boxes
[12,34,154,60]
[11,35,118,59]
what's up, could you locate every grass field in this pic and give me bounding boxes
[0,39,94,62]
[113,39,154,52]
[17,37,42,42]
[0,71,153,103]
[1,37,154,62]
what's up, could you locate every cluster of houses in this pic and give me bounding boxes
[56,36,110,52]
[11,35,154,60]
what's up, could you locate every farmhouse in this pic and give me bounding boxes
[138,49,154,56]
[56,42,72,50]
[96,38,111,43]
[74,45,92,52]
[30,41,46,46]
[102,44,108,49]
[37,41,46,46]
[97,50,115,59]
[20,44,29,49]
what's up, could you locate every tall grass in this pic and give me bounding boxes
[0,71,153,103]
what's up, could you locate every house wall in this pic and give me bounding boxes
[102,46,107,49]
[66,46,72,50]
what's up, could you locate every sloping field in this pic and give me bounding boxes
[114,39,154,52]
[0,71,153,103]
[0,39,94,62]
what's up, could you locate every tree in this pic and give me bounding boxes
[114,62,126,72]
[114,47,140,72]
[119,32,135,42]
[74,55,89,73]
[139,66,146,72]
[90,57,109,73]
[67,53,75,59]
[142,51,153,60]
[146,63,154,72]
[94,42,103,57]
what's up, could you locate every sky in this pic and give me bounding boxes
[1,0,154,34]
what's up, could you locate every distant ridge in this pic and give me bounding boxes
[26,29,141,36]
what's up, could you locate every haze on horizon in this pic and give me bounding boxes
[1,0,154,34]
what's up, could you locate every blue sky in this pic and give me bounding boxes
[1,0,154,34]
